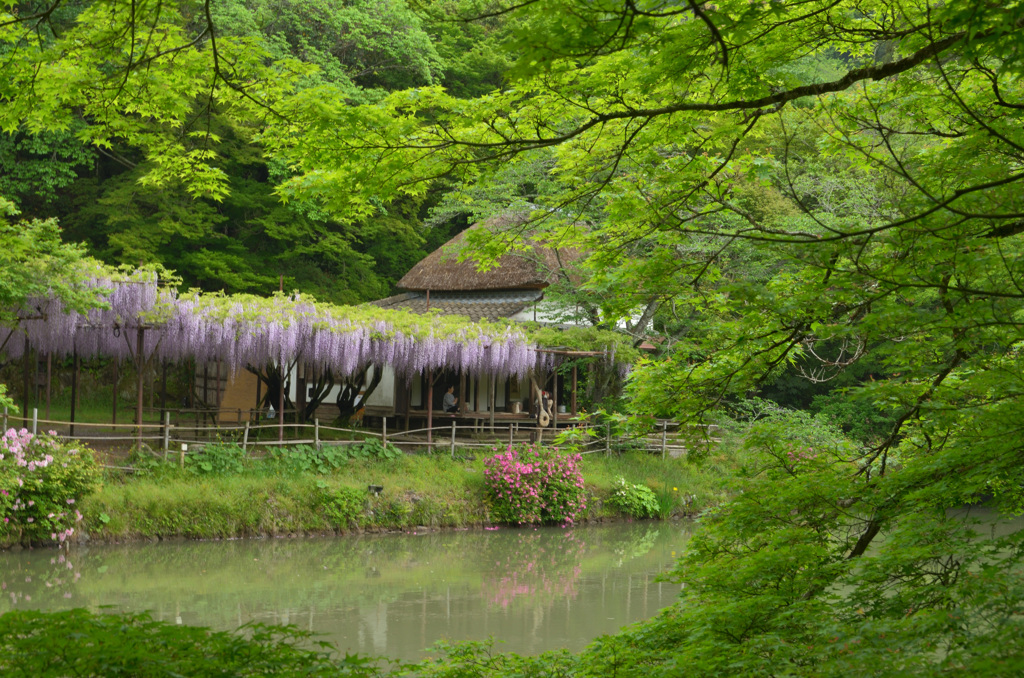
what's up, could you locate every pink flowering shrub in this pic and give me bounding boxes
[483,445,588,525]
[0,428,100,548]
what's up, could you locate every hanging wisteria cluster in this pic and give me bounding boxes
[0,270,591,380]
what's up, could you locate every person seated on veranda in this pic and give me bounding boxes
[443,386,459,413]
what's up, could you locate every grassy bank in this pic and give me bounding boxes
[79,445,747,542]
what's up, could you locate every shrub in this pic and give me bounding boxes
[483,445,587,525]
[185,441,246,475]
[0,428,100,547]
[273,445,350,474]
[607,477,660,518]
[271,441,402,475]
[316,481,366,528]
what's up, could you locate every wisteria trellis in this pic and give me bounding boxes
[1,270,619,379]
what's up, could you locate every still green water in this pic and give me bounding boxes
[0,522,690,660]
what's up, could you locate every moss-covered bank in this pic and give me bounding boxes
[77,450,742,543]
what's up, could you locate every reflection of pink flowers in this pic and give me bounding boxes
[483,532,586,610]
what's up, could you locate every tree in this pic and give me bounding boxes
[259,1,1024,672]
[0,197,102,331]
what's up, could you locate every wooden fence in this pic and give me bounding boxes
[2,406,718,466]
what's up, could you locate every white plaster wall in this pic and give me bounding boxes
[363,365,396,408]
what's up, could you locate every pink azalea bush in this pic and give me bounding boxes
[483,445,588,525]
[0,428,100,548]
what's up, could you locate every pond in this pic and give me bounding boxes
[0,522,692,661]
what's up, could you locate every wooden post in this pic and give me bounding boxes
[403,380,411,431]
[45,353,51,420]
[242,420,250,452]
[255,369,262,413]
[661,420,668,460]
[2,407,7,431]
[112,358,119,426]
[136,328,145,450]
[426,370,434,451]
[509,425,514,447]
[382,416,388,448]
[160,361,168,422]
[31,408,37,436]
[314,418,320,449]
[202,362,209,430]
[450,421,456,459]
[296,362,307,424]
[552,370,559,430]
[214,360,223,423]
[163,411,171,456]
[69,352,79,437]
[22,336,31,427]
[278,367,285,443]
[571,364,578,416]
[488,375,496,432]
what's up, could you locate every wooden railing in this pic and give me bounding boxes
[2,406,717,464]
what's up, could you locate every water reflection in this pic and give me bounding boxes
[0,522,690,660]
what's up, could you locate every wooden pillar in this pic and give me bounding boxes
[69,352,79,437]
[278,363,285,443]
[112,357,119,425]
[571,365,578,416]
[426,369,434,450]
[136,328,145,450]
[22,335,31,427]
[215,360,223,410]
[201,363,209,429]
[661,420,668,460]
[160,360,168,421]
[552,369,559,429]
[403,380,411,431]
[296,362,307,424]
[488,374,496,432]
[255,369,262,414]
[45,353,51,420]
[458,370,467,414]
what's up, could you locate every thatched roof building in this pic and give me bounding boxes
[372,221,581,322]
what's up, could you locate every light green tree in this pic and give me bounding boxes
[262,1,1024,673]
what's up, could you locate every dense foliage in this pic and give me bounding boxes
[0,428,100,548]
[0,0,508,302]
[0,608,386,677]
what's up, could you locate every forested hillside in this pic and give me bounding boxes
[1,0,517,303]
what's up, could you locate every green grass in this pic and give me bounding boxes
[79,441,751,542]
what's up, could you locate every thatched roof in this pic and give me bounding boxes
[397,220,581,292]
[371,290,542,322]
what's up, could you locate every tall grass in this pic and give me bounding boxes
[80,441,751,542]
